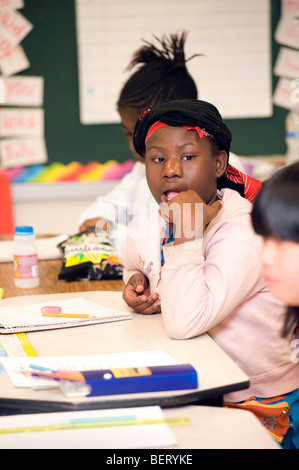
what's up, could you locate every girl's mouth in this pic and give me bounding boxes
[263,274,278,288]
[161,190,180,203]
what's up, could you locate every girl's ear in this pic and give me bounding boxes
[215,150,228,177]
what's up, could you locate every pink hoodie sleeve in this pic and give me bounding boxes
[160,224,264,339]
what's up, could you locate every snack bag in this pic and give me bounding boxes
[57,227,123,281]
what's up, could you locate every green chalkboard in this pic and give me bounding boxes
[20,0,287,165]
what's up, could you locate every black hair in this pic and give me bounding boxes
[251,162,299,242]
[133,98,231,159]
[117,32,200,112]
[251,161,299,336]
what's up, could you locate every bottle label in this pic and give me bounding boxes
[14,254,39,279]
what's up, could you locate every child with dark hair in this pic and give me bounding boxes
[78,33,199,255]
[122,98,298,448]
[78,33,244,257]
[251,162,299,449]
[117,33,199,131]
[251,162,299,335]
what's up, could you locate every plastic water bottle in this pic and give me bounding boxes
[285,110,299,165]
[13,226,39,288]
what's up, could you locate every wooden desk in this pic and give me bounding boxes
[0,258,124,298]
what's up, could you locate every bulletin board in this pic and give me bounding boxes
[13,0,288,164]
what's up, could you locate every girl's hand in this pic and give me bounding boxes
[123,272,161,314]
[79,218,109,232]
[161,190,223,245]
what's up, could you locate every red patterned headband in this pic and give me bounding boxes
[145,120,213,144]
[144,120,262,202]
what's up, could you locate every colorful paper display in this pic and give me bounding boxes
[2,159,135,183]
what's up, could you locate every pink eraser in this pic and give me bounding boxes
[41,306,62,313]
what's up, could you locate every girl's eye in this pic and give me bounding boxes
[182,155,194,161]
[153,156,165,163]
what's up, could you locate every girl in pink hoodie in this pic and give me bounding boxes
[122,99,299,448]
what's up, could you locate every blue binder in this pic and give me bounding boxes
[61,364,198,397]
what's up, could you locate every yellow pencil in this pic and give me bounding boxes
[42,312,95,319]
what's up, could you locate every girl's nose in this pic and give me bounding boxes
[163,158,183,178]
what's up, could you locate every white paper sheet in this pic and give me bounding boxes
[275,15,299,50]
[0,9,33,47]
[0,108,44,137]
[281,0,299,17]
[0,406,177,449]
[273,77,299,111]
[274,47,299,80]
[0,43,29,76]
[0,76,44,107]
[0,137,48,167]
[1,350,177,388]
[75,0,271,123]
[0,0,24,11]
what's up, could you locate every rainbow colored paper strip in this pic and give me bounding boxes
[2,160,135,183]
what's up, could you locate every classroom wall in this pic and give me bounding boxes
[19,0,287,165]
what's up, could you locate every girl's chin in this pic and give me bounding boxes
[267,284,293,305]
[264,274,298,305]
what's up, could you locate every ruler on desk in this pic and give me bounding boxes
[0,416,190,435]
[0,333,37,374]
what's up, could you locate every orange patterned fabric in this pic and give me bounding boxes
[225,395,290,443]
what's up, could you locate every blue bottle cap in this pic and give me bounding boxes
[15,226,34,235]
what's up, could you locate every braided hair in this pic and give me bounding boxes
[117,32,201,112]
